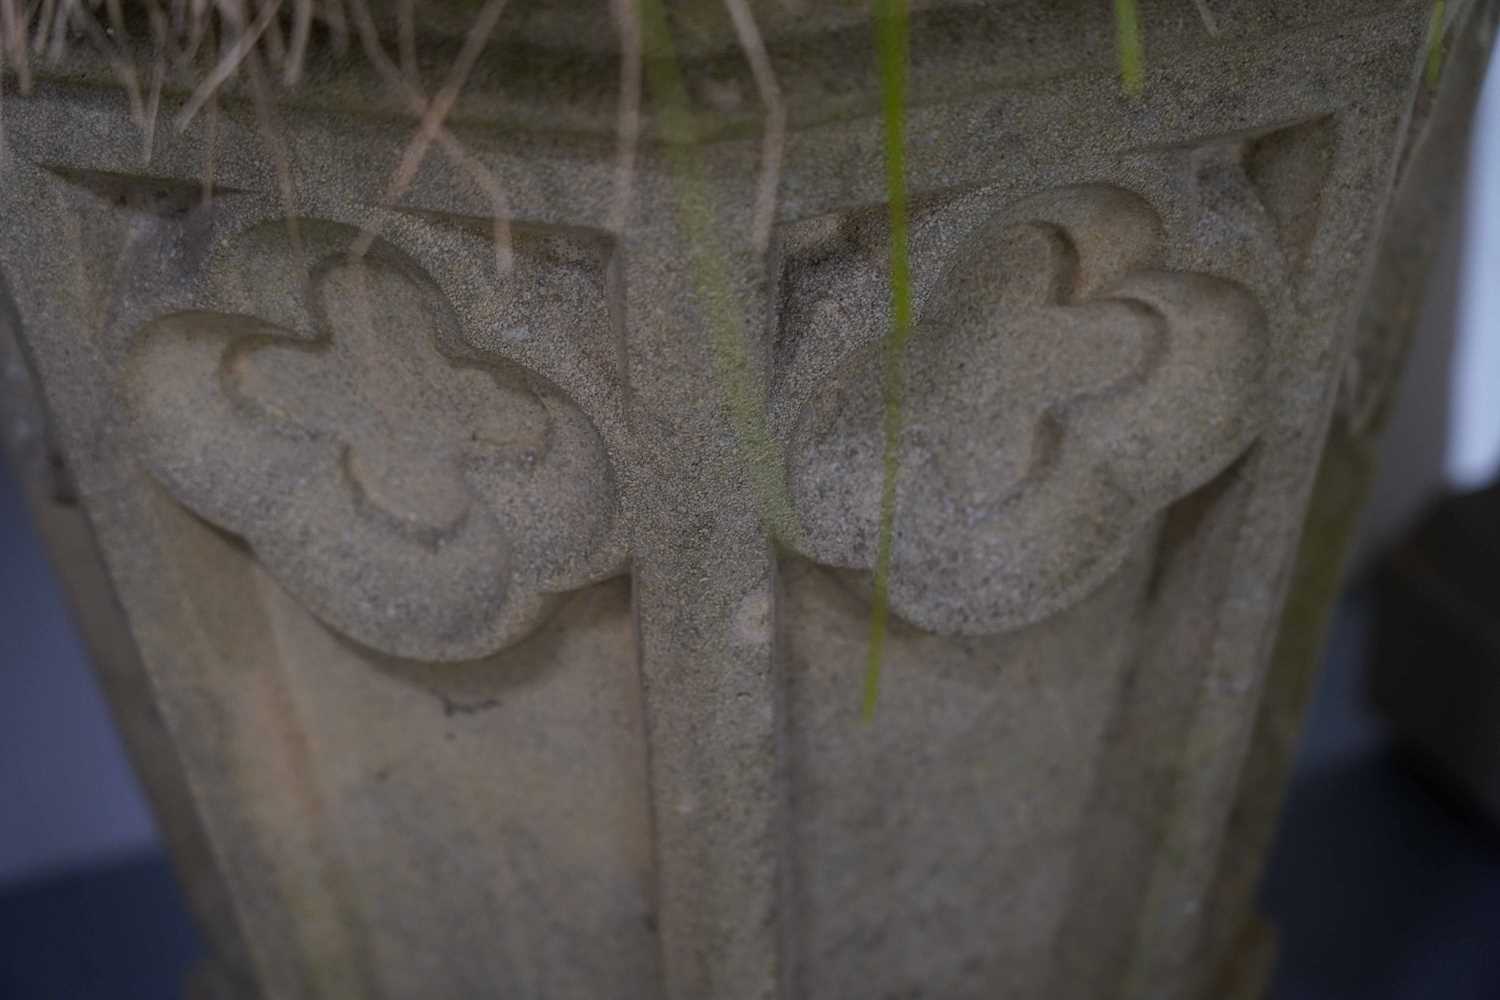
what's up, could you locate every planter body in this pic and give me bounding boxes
[0,2,1488,998]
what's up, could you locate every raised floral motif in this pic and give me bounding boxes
[126,220,621,662]
[786,185,1268,634]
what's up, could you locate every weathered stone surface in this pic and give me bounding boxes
[0,1,1490,997]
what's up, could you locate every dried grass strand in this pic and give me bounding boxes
[243,45,304,256]
[200,89,219,202]
[141,44,163,160]
[70,2,148,125]
[608,0,641,234]
[0,34,8,153]
[177,0,284,128]
[283,0,310,82]
[4,0,513,274]
[43,0,68,63]
[348,0,513,275]
[723,0,784,253]
[315,0,345,56]
[1191,0,1220,36]
[377,0,505,205]
[30,0,56,55]
[396,0,415,84]
[1,0,34,93]
[259,0,286,68]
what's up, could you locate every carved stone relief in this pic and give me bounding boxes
[0,3,1478,999]
[117,182,1270,666]
[126,219,626,662]
[782,185,1267,635]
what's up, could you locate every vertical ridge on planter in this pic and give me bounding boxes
[628,4,791,996]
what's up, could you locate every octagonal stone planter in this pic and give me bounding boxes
[0,1,1490,997]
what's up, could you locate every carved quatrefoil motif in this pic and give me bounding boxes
[787,185,1269,634]
[127,220,622,662]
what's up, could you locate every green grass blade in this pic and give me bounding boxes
[1427,0,1447,91]
[865,0,912,722]
[1114,0,1144,98]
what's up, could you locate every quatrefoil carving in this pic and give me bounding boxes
[126,220,622,662]
[785,185,1269,635]
[126,185,1264,654]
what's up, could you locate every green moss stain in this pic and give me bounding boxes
[638,0,803,548]
[1427,0,1448,91]
[1114,0,1145,97]
[864,0,912,722]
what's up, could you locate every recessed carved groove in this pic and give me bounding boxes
[43,165,229,216]
[1242,115,1339,271]
[1121,114,1338,156]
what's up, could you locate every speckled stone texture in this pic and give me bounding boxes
[0,1,1489,997]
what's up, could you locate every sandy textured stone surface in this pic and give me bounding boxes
[0,1,1491,997]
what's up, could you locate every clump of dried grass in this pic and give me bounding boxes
[0,0,790,280]
[0,1,523,268]
[2,1,340,138]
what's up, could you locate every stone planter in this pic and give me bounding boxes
[0,2,1490,997]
